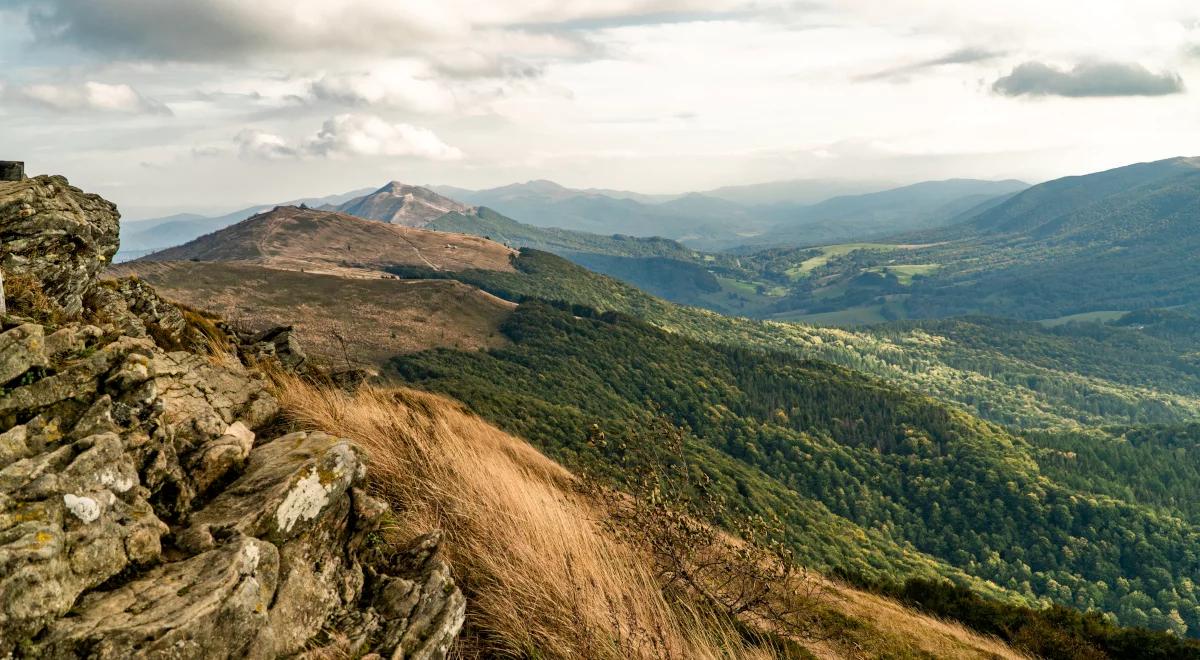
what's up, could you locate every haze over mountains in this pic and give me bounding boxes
[117,175,1026,261]
[119,156,1200,328]
[434,177,1028,249]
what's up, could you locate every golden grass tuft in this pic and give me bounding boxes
[3,272,62,324]
[276,377,772,660]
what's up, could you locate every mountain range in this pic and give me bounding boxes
[435,177,1027,249]
[757,156,1200,323]
[115,162,1200,650]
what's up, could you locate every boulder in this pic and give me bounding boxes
[244,325,308,373]
[0,161,23,182]
[0,323,47,385]
[0,175,120,318]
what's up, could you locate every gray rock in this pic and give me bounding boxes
[0,323,46,384]
[35,535,280,659]
[0,161,23,182]
[245,325,308,373]
[0,175,120,318]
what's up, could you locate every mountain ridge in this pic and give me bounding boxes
[330,181,474,227]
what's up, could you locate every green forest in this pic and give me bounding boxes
[388,301,1200,639]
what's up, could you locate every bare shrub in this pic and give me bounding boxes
[579,416,829,647]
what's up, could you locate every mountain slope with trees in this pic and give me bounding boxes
[387,301,1200,637]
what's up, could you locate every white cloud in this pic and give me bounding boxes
[235,129,298,159]
[235,114,463,161]
[3,0,1200,213]
[8,81,171,115]
[305,114,463,160]
[310,67,456,113]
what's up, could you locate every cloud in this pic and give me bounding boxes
[19,0,463,61]
[310,69,456,113]
[235,130,298,159]
[6,81,172,115]
[992,61,1185,98]
[429,51,545,80]
[857,46,1003,82]
[14,0,743,63]
[236,114,463,161]
[306,114,463,159]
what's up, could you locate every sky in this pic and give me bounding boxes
[1,0,1199,219]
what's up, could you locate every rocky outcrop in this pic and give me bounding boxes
[244,325,308,373]
[0,175,120,318]
[0,177,464,658]
[0,162,22,182]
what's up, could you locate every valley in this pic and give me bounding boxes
[118,157,1200,649]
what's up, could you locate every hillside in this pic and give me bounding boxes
[389,248,1200,431]
[390,301,1200,638]
[117,187,372,259]
[280,376,1034,659]
[745,157,1200,322]
[143,205,516,275]
[108,260,515,368]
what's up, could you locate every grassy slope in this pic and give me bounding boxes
[277,376,1029,659]
[108,260,514,368]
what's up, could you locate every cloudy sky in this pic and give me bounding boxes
[2,0,1199,218]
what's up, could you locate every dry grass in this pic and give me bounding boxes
[275,376,1026,660]
[804,581,1030,660]
[277,377,774,660]
[108,261,514,369]
[3,272,62,324]
[140,205,517,273]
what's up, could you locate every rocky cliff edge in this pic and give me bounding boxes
[0,175,465,658]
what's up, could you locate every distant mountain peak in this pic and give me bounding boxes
[337,182,474,227]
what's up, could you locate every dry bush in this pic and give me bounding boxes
[3,272,61,324]
[579,418,829,645]
[275,377,781,660]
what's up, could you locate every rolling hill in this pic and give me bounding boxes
[755,157,1200,322]
[117,187,372,259]
[741,178,1029,250]
[144,204,516,275]
[109,260,514,367]
[435,177,1026,250]
[444,181,763,243]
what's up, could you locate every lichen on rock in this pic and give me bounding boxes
[0,174,464,659]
